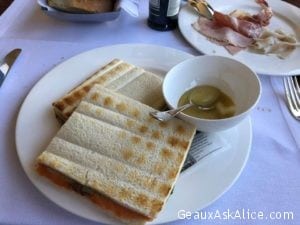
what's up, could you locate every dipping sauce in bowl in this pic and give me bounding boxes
[178,85,236,119]
[163,55,261,132]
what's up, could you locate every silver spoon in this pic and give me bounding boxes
[150,99,214,122]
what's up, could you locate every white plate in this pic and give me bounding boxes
[178,0,300,76]
[15,44,252,224]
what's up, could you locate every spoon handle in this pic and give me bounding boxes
[165,103,194,116]
[150,103,193,121]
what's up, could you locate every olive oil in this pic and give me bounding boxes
[148,0,180,31]
[178,85,236,119]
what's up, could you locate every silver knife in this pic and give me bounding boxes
[0,48,22,87]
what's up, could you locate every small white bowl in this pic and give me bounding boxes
[163,55,261,132]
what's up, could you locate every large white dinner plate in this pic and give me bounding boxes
[178,0,300,76]
[15,44,252,224]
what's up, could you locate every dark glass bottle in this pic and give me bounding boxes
[148,0,181,31]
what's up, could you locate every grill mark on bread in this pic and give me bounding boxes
[82,59,121,86]
[53,101,65,111]
[83,85,91,92]
[167,136,189,150]
[151,131,161,139]
[160,148,173,159]
[150,200,164,217]
[175,125,186,134]
[136,155,145,165]
[119,187,131,201]
[122,149,134,161]
[104,97,113,106]
[139,125,148,134]
[99,63,133,83]
[159,184,171,196]
[99,75,107,83]
[167,170,177,180]
[153,163,164,175]
[64,96,75,105]
[146,141,155,150]
[149,178,158,189]
[116,103,127,112]
[74,90,85,99]
[180,140,189,150]
[126,119,135,128]
[167,136,179,147]
[131,136,141,144]
[91,92,100,101]
[136,194,149,207]
[159,122,168,128]
[131,109,140,118]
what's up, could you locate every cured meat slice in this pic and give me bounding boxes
[213,11,263,38]
[193,17,254,50]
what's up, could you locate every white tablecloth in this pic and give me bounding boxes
[0,1,299,225]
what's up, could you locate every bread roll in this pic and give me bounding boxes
[48,0,115,13]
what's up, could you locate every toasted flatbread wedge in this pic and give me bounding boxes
[52,59,165,123]
[37,85,196,225]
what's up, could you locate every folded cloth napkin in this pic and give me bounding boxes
[116,0,140,17]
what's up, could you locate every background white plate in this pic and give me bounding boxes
[15,44,252,224]
[178,0,300,76]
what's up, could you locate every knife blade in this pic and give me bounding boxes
[0,48,22,87]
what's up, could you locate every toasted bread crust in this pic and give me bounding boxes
[37,163,151,225]
[52,59,165,123]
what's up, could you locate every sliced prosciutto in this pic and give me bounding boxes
[211,0,273,38]
[193,17,254,48]
[213,11,263,38]
[230,0,273,26]
[191,0,274,55]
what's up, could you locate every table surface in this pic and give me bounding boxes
[0,1,299,225]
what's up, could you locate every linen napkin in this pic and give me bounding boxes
[116,0,140,17]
